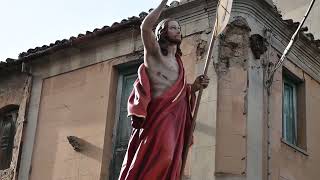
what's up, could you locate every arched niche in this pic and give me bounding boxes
[0,104,19,170]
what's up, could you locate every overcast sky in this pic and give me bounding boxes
[1,0,318,62]
[0,0,177,61]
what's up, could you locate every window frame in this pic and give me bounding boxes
[282,78,298,145]
[0,105,19,170]
[281,67,308,154]
[109,62,141,180]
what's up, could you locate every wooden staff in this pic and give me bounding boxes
[266,0,316,87]
[180,0,233,177]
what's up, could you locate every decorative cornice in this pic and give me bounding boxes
[232,0,320,82]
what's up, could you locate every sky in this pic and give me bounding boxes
[1,0,318,62]
[275,0,320,40]
[0,0,177,61]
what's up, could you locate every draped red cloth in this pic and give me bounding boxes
[119,56,195,180]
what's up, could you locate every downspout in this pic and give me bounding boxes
[263,28,272,180]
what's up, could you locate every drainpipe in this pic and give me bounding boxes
[264,28,272,180]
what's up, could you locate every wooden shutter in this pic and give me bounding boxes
[110,73,137,180]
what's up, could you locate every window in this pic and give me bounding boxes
[283,79,297,145]
[0,105,19,170]
[282,69,306,150]
[109,68,138,180]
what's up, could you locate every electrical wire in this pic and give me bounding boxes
[266,0,316,88]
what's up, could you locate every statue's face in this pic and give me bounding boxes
[166,21,181,44]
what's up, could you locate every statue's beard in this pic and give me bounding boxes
[167,36,181,44]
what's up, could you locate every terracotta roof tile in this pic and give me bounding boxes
[11,0,320,61]
[0,58,20,72]
[139,12,148,18]
[17,12,152,60]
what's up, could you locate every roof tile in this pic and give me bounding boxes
[16,0,319,61]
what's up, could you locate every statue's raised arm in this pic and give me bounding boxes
[140,0,168,65]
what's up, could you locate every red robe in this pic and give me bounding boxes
[119,56,195,180]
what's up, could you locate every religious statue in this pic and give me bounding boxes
[118,0,209,179]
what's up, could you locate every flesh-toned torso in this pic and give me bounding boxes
[145,54,179,98]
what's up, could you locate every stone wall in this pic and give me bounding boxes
[215,17,250,180]
[268,51,320,180]
[0,72,30,180]
[0,73,27,108]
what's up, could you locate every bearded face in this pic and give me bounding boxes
[166,21,182,44]
[156,19,183,56]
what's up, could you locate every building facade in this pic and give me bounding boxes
[0,0,320,180]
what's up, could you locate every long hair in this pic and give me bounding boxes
[155,18,182,57]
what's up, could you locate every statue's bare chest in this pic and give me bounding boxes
[146,56,179,98]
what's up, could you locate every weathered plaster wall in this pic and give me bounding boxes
[29,62,113,180]
[214,17,250,180]
[181,33,218,180]
[0,72,29,179]
[268,52,320,180]
[0,73,28,108]
[230,1,320,180]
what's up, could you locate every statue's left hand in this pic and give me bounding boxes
[191,75,210,93]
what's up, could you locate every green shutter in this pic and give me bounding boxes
[110,73,137,180]
[283,82,297,145]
